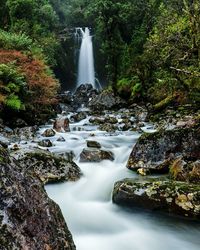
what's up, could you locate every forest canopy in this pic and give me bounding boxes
[0,0,199,110]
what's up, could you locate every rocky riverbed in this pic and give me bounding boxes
[0,84,199,249]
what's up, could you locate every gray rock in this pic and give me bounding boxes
[87,140,101,149]
[71,112,87,122]
[57,136,66,142]
[38,139,53,147]
[99,123,117,132]
[0,147,76,249]
[18,149,82,184]
[127,126,200,173]
[89,90,126,111]
[80,148,114,162]
[72,84,98,109]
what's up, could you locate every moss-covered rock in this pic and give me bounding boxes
[89,89,126,111]
[127,125,200,173]
[0,147,76,249]
[112,178,200,219]
[17,149,82,184]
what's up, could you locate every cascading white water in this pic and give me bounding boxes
[77,28,95,88]
[43,117,200,250]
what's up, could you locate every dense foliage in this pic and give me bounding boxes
[0,0,199,116]
[57,0,200,104]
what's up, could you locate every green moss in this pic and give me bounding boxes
[154,95,175,112]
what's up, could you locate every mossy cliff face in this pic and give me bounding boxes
[127,126,200,173]
[0,147,76,250]
[113,178,200,219]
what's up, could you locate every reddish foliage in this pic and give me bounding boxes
[0,50,59,105]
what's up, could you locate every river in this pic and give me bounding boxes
[44,116,200,250]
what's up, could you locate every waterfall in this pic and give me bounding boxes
[77,28,96,88]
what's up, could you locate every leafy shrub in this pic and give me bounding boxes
[0,63,26,110]
[0,50,59,106]
[0,29,32,50]
[5,94,22,110]
[116,76,142,99]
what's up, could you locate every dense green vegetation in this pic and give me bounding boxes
[0,0,199,120]
[59,0,199,104]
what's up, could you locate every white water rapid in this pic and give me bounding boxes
[77,28,95,88]
[44,116,200,250]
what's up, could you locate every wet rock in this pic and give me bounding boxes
[127,126,200,173]
[38,139,53,147]
[13,126,38,140]
[87,140,101,149]
[18,149,82,184]
[0,136,10,148]
[129,104,148,122]
[72,84,98,109]
[42,128,56,137]
[112,178,200,219]
[71,111,87,122]
[89,90,126,111]
[53,118,70,132]
[105,116,118,124]
[89,117,105,125]
[0,147,76,250]
[57,136,66,142]
[122,121,132,131]
[99,123,117,132]
[80,148,114,162]
[12,118,28,127]
[58,91,73,104]
[58,151,75,162]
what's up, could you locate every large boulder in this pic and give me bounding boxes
[89,90,126,111]
[72,84,98,110]
[0,147,76,249]
[80,148,114,162]
[127,126,200,173]
[17,149,82,184]
[70,111,87,123]
[112,178,200,219]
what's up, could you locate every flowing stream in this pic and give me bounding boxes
[45,117,200,250]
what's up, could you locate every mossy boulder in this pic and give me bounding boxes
[0,147,76,249]
[17,149,82,184]
[127,126,200,173]
[89,89,126,111]
[112,178,200,219]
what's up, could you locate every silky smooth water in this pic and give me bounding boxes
[45,118,200,250]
